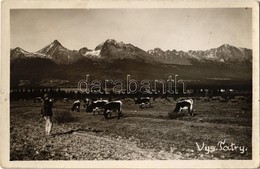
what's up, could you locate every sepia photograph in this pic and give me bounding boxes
[1,0,259,168]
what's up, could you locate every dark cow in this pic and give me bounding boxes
[134,97,151,109]
[71,100,80,112]
[103,101,122,119]
[89,100,108,115]
[173,99,193,116]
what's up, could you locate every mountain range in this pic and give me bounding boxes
[10,39,252,88]
[11,39,252,65]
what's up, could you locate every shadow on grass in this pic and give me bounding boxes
[53,128,103,136]
[168,111,197,119]
[105,113,126,120]
[53,110,77,123]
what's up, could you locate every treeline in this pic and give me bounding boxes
[10,87,251,101]
[10,88,74,101]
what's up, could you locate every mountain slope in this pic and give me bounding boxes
[11,40,83,64]
[187,44,252,62]
[98,39,157,63]
[148,44,252,65]
[10,57,60,87]
[10,47,46,60]
[11,39,252,65]
[148,48,192,65]
[37,40,82,64]
[79,39,158,63]
[10,39,252,88]
[10,54,252,88]
[23,39,158,63]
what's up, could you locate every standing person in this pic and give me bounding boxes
[41,93,53,136]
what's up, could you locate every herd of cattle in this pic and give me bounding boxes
[71,99,123,119]
[70,97,194,119]
[33,95,249,119]
[70,97,151,119]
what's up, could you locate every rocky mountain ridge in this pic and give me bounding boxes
[11,39,252,65]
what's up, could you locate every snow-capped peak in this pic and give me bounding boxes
[82,49,101,58]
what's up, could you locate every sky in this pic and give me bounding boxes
[10,8,252,52]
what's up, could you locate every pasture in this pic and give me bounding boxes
[10,98,252,160]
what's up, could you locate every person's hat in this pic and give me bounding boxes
[43,93,49,98]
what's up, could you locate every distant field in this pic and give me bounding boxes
[10,98,252,160]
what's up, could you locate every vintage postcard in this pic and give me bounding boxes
[0,0,259,168]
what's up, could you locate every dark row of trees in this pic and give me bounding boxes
[10,87,251,101]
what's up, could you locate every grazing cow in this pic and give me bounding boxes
[134,97,151,109]
[103,100,122,119]
[34,97,43,103]
[89,100,108,115]
[71,100,80,112]
[173,99,193,116]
